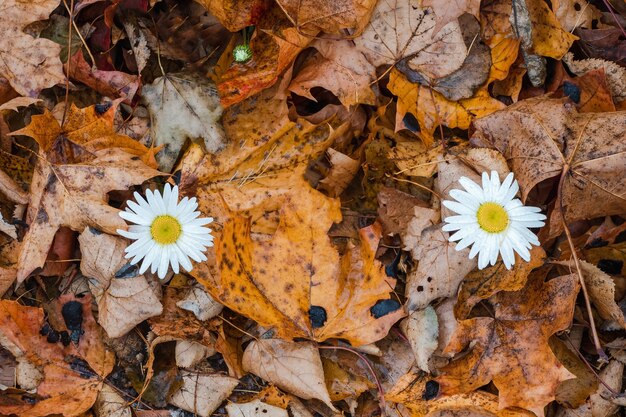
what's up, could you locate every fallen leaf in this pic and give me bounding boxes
[400,306,438,372]
[555,260,626,329]
[194,0,270,32]
[212,206,404,344]
[175,286,223,321]
[387,371,534,417]
[405,223,476,312]
[227,399,289,417]
[389,69,504,145]
[322,357,374,401]
[142,73,226,172]
[0,0,65,96]
[355,0,467,82]
[558,68,616,113]
[275,0,376,35]
[377,187,435,238]
[549,337,598,408]
[214,5,310,107]
[169,371,239,417]
[553,0,600,32]
[94,384,132,417]
[387,141,444,178]
[455,246,546,319]
[0,299,114,417]
[422,0,481,37]
[470,97,626,237]
[78,227,163,338]
[242,339,335,409]
[289,39,376,106]
[563,53,626,103]
[175,340,214,369]
[437,269,580,416]
[318,148,361,198]
[524,0,578,60]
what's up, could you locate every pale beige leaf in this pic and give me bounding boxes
[175,340,215,369]
[0,97,41,112]
[227,400,289,417]
[422,0,481,36]
[402,207,440,260]
[176,286,223,321]
[78,228,163,338]
[0,0,65,96]
[169,371,239,417]
[242,339,335,409]
[94,385,132,417]
[142,73,226,172]
[400,306,438,372]
[406,224,476,312]
[388,141,444,178]
[318,148,360,197]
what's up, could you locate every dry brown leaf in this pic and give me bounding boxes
[389,69,504,144]
[322,357,374,401]
[563,53,626,103]
[470,97,626,237]
[400,306,438,372]
[387,371,534,417]
[549,337,598,408]
[355,0,467,82]
[94,385,132,417]
[210,204,404,344]
[78,228,163,338]
[555,260,626,329]
[289,39,376,106]
[194,0,268,31]
[455,246,546,319]
[388,141,444,178]
[276,0,376,35]
[0,299,114,417]
[438,269,580,416]
[405,224,476,312]
[175,286,223,321]
[242,339,335,409]
[318,148,361,197]
[422,0,481,36]
[169,371,239,417]
[525,0,578,60]
[0,0,65,96]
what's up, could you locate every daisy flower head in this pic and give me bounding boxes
[117,184,214,279]
[442,171,546,270]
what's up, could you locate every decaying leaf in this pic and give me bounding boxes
[227,399,289,417]
[169,371,239,417]
[78,228,163,338]
[400,306,438,372]
[142,73,226,172]
[0,0,65,96]
[0,299,114,417]
[471,97,626,237]
[438,269,580,416]
[242,339,334,409]
[422,0,481,36]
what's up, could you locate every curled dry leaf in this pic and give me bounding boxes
[169,371,239,417]
[386,371,534,417]
[555,260,626,329]
[455,246,546,319]
[0,299,114,417]
[563,53,626,103]
[438,269,580,416]
[275,0,377,35]
[318,148,361,198]
[0,0,65,96]
[142,73,226,172]
[242,339,335,409]
[78,228,163,338]
[471,97,626,237]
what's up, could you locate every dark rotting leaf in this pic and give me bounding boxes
[309,306,327,328]
[370,299,401,319]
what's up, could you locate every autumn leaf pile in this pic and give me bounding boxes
[1,0,626,417]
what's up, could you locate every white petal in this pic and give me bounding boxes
[146,189,166,215]
[126,200,154,220]
[449,189,481,210]
[140,245,160,275]
[449,224,480,242]
[477,237,491,269]
[169,246,180,275]
[481,172,493,200]
[489,234,500,266]
[157,246,170,279]
[468,231,487,259]
[444,214,477,225]
[500,239,515,269]
[168,185,179,214]
[490,171,501,191]
[498,172,514,199]
[459,176,484,200]
[119,210,151,226]
[118,229,143,240]
[442,200,476,215]
[173,243,193,271]
[502,178,520,202]
[133,191,150,209]
[455,233,478,251]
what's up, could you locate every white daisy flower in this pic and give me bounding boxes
[442,171,546,270]
[116,184,214,279]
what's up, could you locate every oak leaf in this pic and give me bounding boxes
[470,97,626,237]
[0,298,114,417]
[242,339,334,409]
[437,269,580,416]
[78,228,163,338]
[0,0,65,96]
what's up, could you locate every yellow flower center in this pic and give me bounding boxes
[150,215,181,244]
[476,202,509,233]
